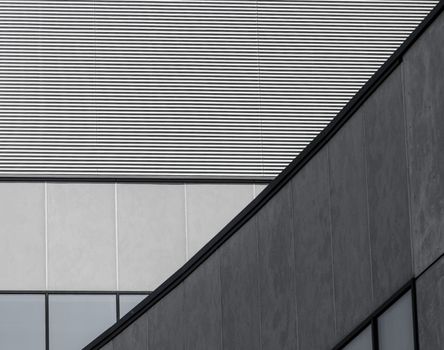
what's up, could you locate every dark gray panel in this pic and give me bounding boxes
[148,286,185,350]
[101,342,113,350]
[257,186,297,350]
[416,256,444,350]
[113,314,148,350]
[328,113,373,337]
[363,68,413,304]
[403,10,444,275]
[291,149,336,350]
[220,218,261,350]
[184,253,222,350]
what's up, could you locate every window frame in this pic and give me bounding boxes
[332,279,419,350]
[0,290,150,350]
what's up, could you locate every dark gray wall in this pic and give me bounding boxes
[99,8,444,350]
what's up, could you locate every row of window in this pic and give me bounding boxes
[0,293,148,350]
[0,287,417,350]
[341,290,415,350]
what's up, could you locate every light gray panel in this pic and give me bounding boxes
[148,286,185,350]
[113,314,148,350]
[0,183,45,289]
[117,184,186,291]
[254,183,268,198]
[328,114,373,337]
[0,294,45,350]
[49,294,116,350]
[291,149,336,350]
[186,184,253,257]
[119,295,148,318]
[378,291,414,350]
[47,183,116,290]
[184,253,222,350]
[343,326,372,350]
[363,68,412,304]
[403,10,444,275]
[257,186,297,350]
[416,256,444,350]
[220,218,261,350]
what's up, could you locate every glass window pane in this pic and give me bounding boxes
[0,294,45,350]
[378,290,414,350]
[343,326,372,350]
[49,294,116,350]
[119,294,147,318]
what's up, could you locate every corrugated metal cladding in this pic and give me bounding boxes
[0,1,438,179]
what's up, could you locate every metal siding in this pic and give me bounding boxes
[0,0,438,178]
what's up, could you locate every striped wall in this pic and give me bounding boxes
[0,0,438,178]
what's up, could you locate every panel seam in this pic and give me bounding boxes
[327,146,338,336]
[184,184,189,260]
[114,183,119,290]
[401,61,416,277]
[289,181,300,350]
[362,108,375,304]
[44,182,48,290]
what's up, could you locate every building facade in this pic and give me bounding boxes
[0,1,440,349]
[87,2,444,349]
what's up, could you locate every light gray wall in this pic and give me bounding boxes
[0,182,267,291]
[101,8,444,350]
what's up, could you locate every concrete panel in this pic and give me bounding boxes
[113,314,148,350]
[328,114,373,337]
[101,343,113,350]
[291,149,336,350]
[117,184,186,291]
[148,285,185,350]
[416,256,444,350]
[220,218,261,350]
[403,11,444,275]
[47,183,116,290]
[0,183,45,290]
[363,68,413,304]
[186,184,253,257]
[257,186,297,350]
[184,253,222,350]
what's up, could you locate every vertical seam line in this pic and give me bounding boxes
[44,182,48,290]
[255,217,263,350]
[327,146,338,336]
[289,181,300,350]
[114,183,119,290]
[184,184,189,260]
[401,62,416,277]
[218,252,224,350]
[362,110,375,304]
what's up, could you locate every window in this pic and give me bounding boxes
[378,291,415,350]
[343,326,372,350]
[49,294,116,350]
[0,294,45,350]
[335,284,417,350]
[119,294,147,318]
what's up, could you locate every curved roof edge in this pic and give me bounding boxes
[84,1,444,348]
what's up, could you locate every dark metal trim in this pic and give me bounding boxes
[0,290,150,295]
[371,319,379,350]
[412,281,421,350]
[82,2,444,349]
[0,176,272,184]
[45,293,49,350]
